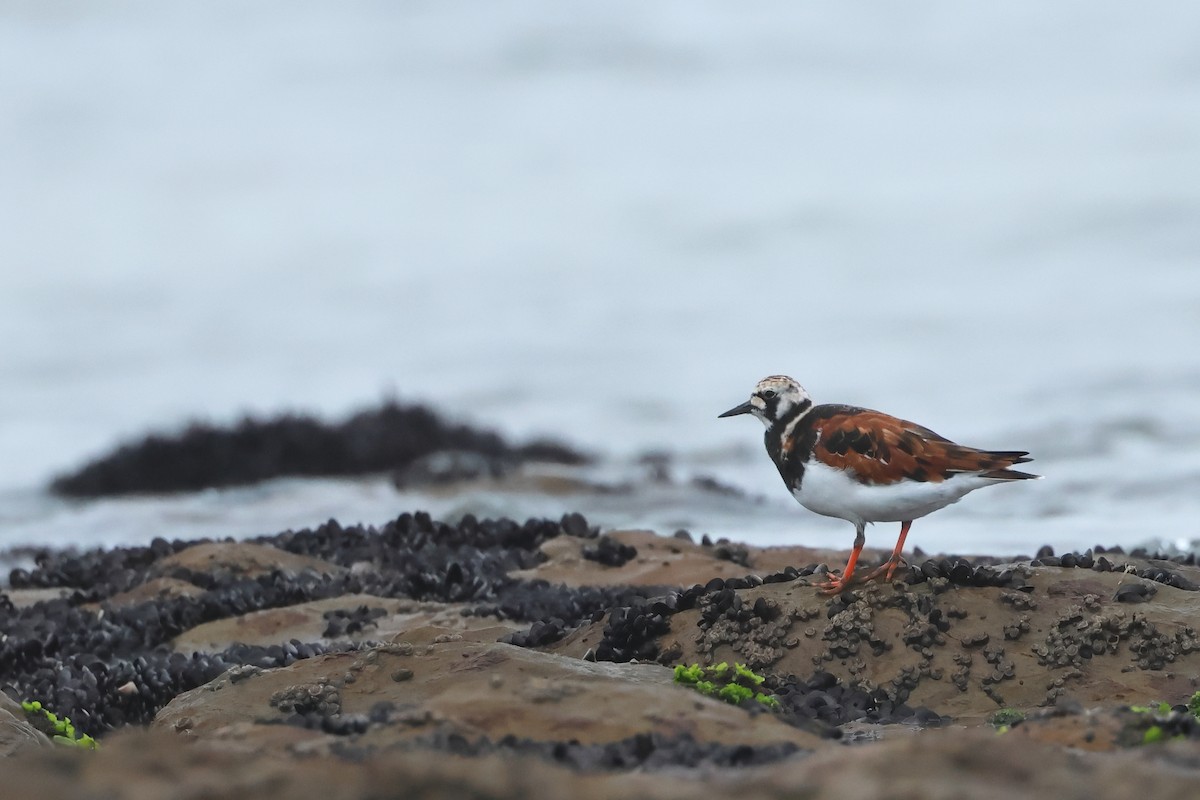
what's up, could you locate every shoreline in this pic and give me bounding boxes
[3,511,1200,797]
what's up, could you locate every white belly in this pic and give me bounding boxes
[792,460,994,525]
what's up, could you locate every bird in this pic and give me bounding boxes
[719,375,1038,594]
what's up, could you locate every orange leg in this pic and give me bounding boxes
[816,523,866,594]
[864,520,913,583]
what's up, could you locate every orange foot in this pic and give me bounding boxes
[862,557,906,584]
[814,571,858,595]
[815,542,866,594]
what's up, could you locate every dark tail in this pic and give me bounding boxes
[987,450,1033,465]
[981,450,1039,480]
[982,468,1040,480]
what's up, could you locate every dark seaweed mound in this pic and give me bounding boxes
[50,401,587,497]
[1,512,657,737]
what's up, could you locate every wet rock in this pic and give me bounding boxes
[50,402,586,497]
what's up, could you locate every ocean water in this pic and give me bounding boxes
[2,2,1199,563]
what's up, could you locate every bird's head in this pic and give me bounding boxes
[718,375,811,428]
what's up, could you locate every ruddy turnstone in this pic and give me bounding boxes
[719,375,1038,594]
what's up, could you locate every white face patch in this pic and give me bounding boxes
[746,375,812,428]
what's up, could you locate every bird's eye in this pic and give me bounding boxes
[761,390,777,400]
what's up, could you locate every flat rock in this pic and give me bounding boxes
[0,588,76,609]
[153,639,822,755]
[171,595,522,652]
[151,542,345,579]
[90,577,205,611]
[511,530,829,588]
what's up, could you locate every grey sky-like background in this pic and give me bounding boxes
[3,1,1199,554]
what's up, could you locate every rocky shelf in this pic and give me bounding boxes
[3,513,1200,799]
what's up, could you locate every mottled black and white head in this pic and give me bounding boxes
[718,375,812,429]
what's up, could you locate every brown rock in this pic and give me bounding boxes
[0,694,51,758]
[581,561,1200,721]
[151,542,345,580]
[87,577,204,611]
[1,588,75,609]
[171,596,523,652]
[153,640,821,753]
[511,529,872,589]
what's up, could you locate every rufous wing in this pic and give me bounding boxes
[806,411,1035,485]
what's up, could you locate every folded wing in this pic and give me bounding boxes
[805,410,1037,485]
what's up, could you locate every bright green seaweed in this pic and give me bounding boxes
[673,662,779,710]
[21,700,98,750]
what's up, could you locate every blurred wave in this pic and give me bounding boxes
[2,1,1198,554]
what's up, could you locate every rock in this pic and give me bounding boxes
[0,694,51,757]
[7,512,1200,797]
[171,596,521,652]
[152,542,346,580]
[0,588,76,609]
[86,577,204,611]
[549,560,1200,722]
[153,640,822,755]
[511,530,764,588]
